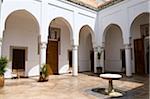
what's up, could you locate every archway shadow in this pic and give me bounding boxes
[80,71,99,77]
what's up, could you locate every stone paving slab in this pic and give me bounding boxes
[0,73,149,99]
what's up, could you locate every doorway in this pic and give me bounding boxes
[12,49,25,77]
[90,51,94,72]
[104,24,123,72]
[46,41,58,75]
[121,49,126,73]
[144,38,149,74]
[134,38,145,74]
[78,25,94,72]
[68,50,72,73]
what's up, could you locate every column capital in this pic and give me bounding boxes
[72,45,78,50]
[97,46,104,52]
[100,46,104,51]
[93,47,98,52]
[125,44,131,49]
[0,38,2,46]
[40,42,47,49]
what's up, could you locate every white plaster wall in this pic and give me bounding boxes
[2,11,40,78]
[47,0,97,46]
[105,25,124,72]
[130,13,149,73]
[50,19,72,74]
[79,27,93,72]
[0,0,1,23]
[98,0,149,46]
[0,0,97,77]
[128,0,149,27]
[1,0,149,76]
[0,0,1,54]
[97,0,149,73]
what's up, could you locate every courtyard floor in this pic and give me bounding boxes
[0,73,149,99]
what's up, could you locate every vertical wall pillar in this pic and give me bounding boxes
[100,46,105,73]
[125,44,132,76]
[72,45,78,76]
[40,42,47,67]
[0,0,1,19]
[93,46,105,74]
[94,47,98,73]
[0,38,2,57]
[0,0,2,57]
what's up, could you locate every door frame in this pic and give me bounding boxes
[46,40,59,75]
[90,50,94,72]
[10,46,28,61]
[134,38,145,74]
[11,46,27,76]
[120,49,126,73]
[144,37,149,74]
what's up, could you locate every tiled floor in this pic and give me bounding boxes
[0,73,149,99]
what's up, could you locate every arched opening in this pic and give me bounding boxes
[2,10,40,78]
[79,25,94,72]
[104,24,124,73]
[46,17,72,75]
[130,13,149,74]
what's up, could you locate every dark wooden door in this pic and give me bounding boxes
[12,49,25,70]
[121,49,126,73]
[134,39,145,74]
[46,41,58,75]
[90,51,94,72]
[68,50,72,68]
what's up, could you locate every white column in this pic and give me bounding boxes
[40,42,47,67]
[100,47,105,73]
[0,0,1,18]
[94,47,98,73]
[0,1,2,55]
[0,38,2,57]
[72,45,78,76]
[125,44,132,76]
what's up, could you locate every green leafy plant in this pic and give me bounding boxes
[0,57,8,76]
[38,64,49,82]
[41,64,48,78]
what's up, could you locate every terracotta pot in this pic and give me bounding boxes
[0,75,4,87]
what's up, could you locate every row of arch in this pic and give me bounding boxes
[1,9,149,45]
[1,10,96,76]
[1,9,149,77]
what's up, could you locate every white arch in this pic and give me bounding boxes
[48,17,73,44]
[130,12,150,35]
[4,9,40,31]
[78,25,96,48]
[99,21,126,46]
[129,12,149,74]
[103,24,124,72]
[0,7,40,38]
[102,23,124,46]
[2,9,40,77]
[129,11,150,28]
[78,25,94,72]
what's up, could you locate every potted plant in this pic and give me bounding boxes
[38,64,49,82]
[0,57,8,87]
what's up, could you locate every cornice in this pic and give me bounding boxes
[67,0,124,11]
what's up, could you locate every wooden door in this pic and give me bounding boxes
[134,39,145,74]
[68,50,72,68]
[46,41,58,75]
[90,51,94,72]
[12,49,25,70]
